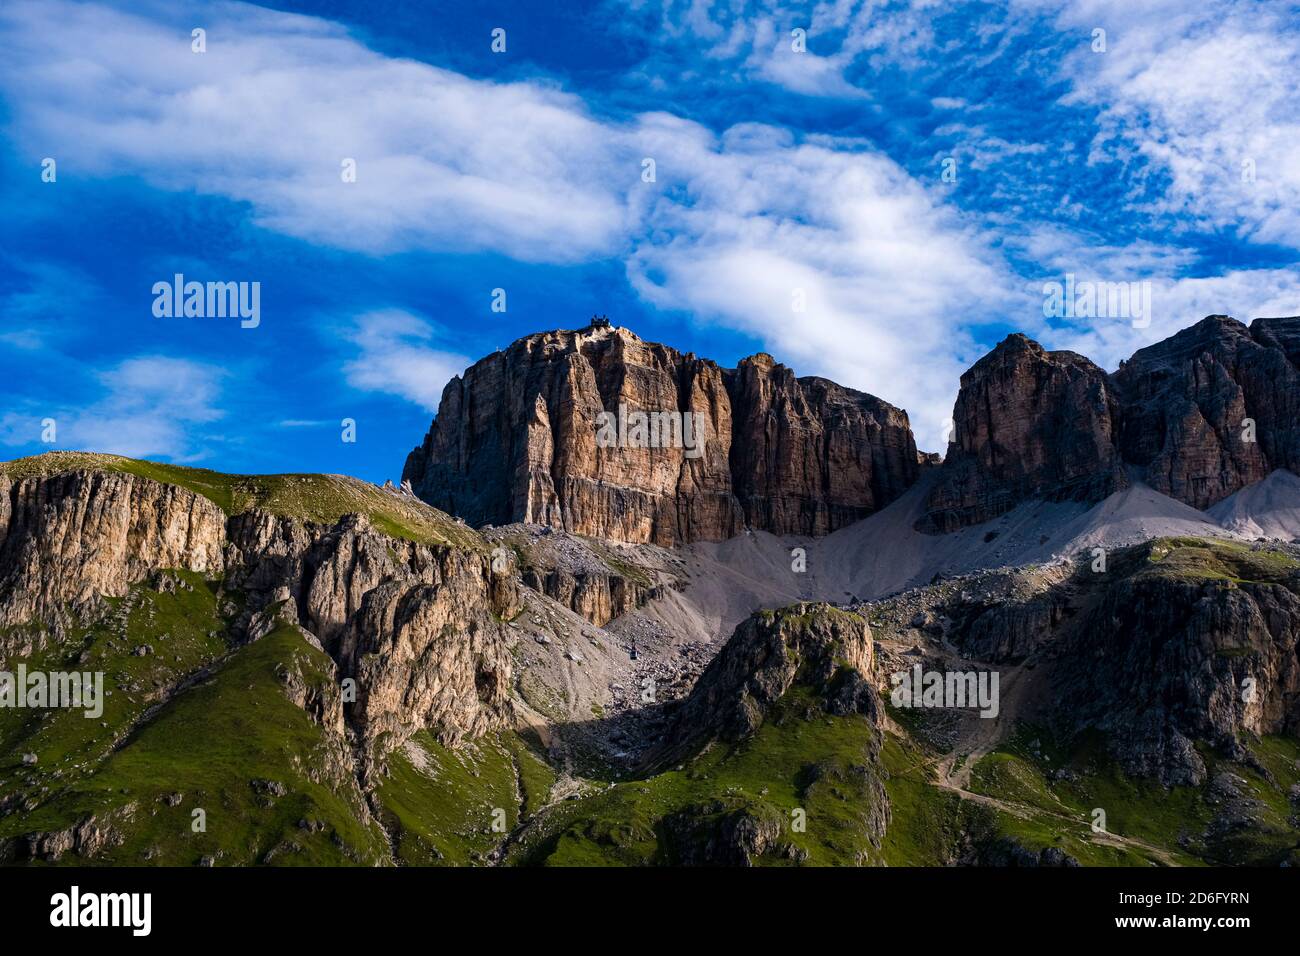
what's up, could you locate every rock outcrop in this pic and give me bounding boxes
[920,315,1300,531]
[0,470,226,627]
[228,512,522,755]
[1112,315,1299,509]
[1055,541,1300,785]
[870,538,1300,787]
[921,335,1125,532]
[643,602,880,770]
[0,467,520,760]
[482,523,680,627]
[403,323,919,546]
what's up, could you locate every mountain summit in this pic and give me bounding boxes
[402,322,920,545]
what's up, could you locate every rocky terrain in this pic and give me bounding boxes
[2,313,1299,868]
[402,321,920,546]
[921,315,1300,531]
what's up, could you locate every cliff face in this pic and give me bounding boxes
[1060,552,1300,785]
[1112,316,1300,509]
[0,470,227,628]
[921,335,1125,532]
[402,324,919,546]
[920,315,1300,531]
[875,539,1300,787]
[0,467,520,758]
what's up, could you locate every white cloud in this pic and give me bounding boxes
[0,1,1012,449]
[0,356,229,460]
[341,310,470,411]
[745,18,869,99]
[0,0,632,263]
[1045,268,1300,374]
[628,120,1009,449]
[628,0,952,95]
[1046,0,1300,248]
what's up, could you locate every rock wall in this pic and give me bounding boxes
[920,334,1125,532]
[0,470,226,626]
[920,315,1300,531]
[643,602,880,769]
[0,469,520,758]
[1058,558,1300,785]
[403,324,920,546]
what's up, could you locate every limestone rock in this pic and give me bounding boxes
[403,322,919,545]
[644,602,879,769]
[920,334,1125,532]
[0,470,226,626]
[920,315,1300,531]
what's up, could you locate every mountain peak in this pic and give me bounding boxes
[404,326,918,544]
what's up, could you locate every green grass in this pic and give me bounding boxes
[0,451,482,548]
[515,687,888,867]
[877,734,969,866]
[966,723,1300,866]
[374,729,557,865]
[1,623,389,866]
[1140,537,1300,586]
[0,570,233,798]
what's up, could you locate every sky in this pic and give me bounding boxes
[1,0,1298,481]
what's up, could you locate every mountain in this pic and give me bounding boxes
[402,314,1300,547]
[402,322,920,546]
[921,315,1300,531]
[2,315,1299,868]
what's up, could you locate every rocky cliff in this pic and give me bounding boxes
[1112,316,1300,508]
[921,334,1125,532]
[867,538,1300,788]
[643,602,881,770]
[0,459,520,760]
[0,469,227,628]
[1056,540,1300,785]
[920,315,1300,531]
[402,323,919,546]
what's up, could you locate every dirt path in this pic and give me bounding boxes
[910,660,1181,866]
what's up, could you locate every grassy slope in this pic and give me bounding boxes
[969,724,1300,866]
[509,688,891,866]
[1139,536,1300,584]
[0,451,481,548]
[374,730,557,865]
[2,475,1296,870]
[0,570,230,787]
[0,592,390,865]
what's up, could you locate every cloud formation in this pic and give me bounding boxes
[342,310,471,411]
[1,0,1294,455]
[0,0,1011,447]
[0,355,227,460]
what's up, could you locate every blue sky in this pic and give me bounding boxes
[1,0,1298,480]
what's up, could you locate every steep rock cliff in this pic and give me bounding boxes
[403,323,919,545]
[1112,315,1299,509]
[920,334,1125,532]
[920,315,1300,531]
[0,470,226,627]
[0,462,520,762]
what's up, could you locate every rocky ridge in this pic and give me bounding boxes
[0,464,520,760]
[403,322,920,546]
[921,315,1300,531]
